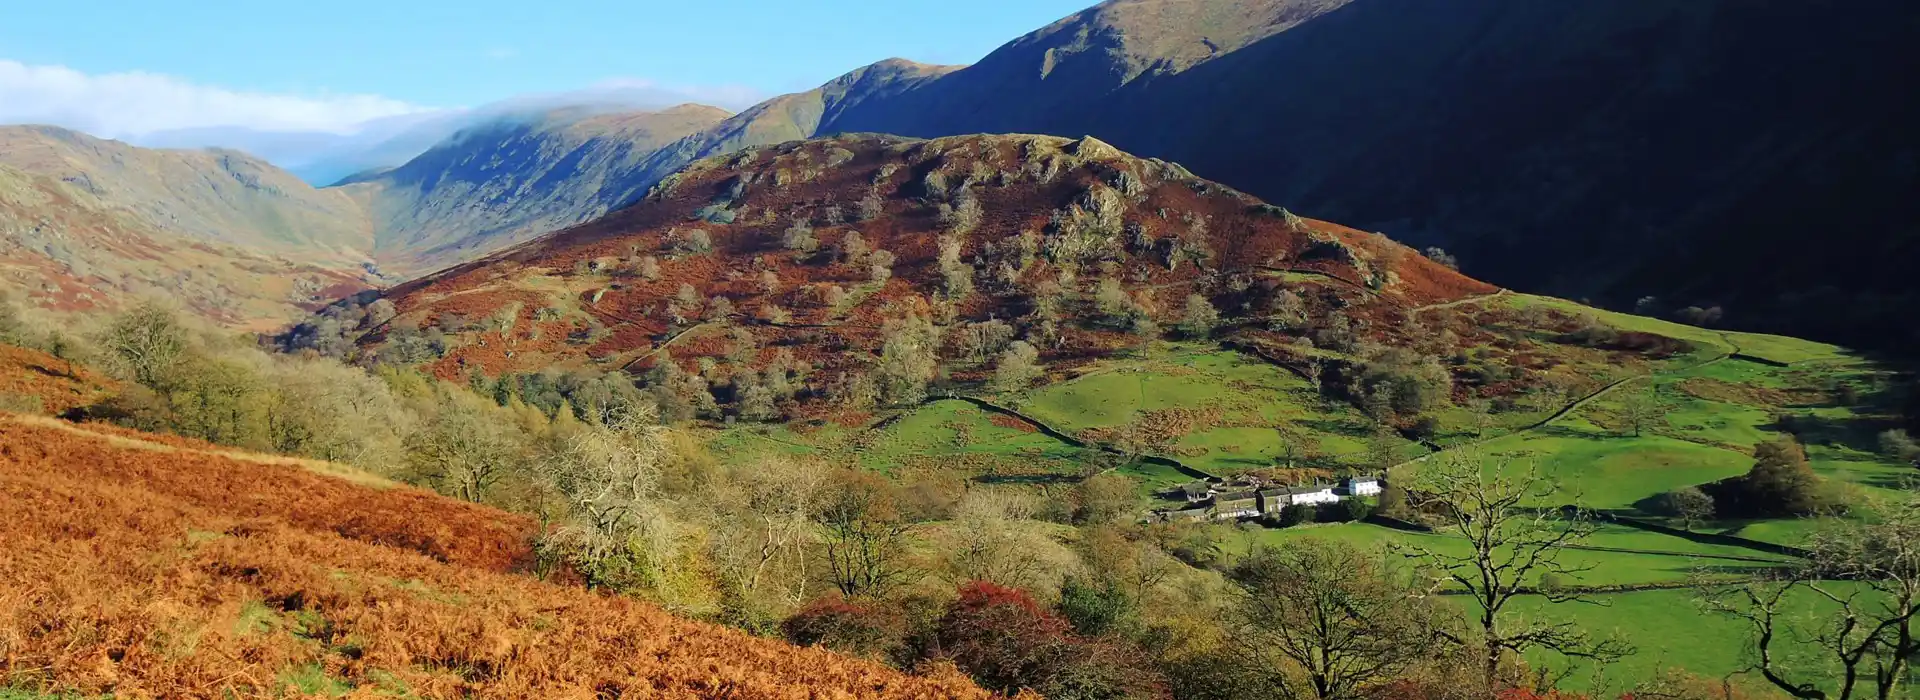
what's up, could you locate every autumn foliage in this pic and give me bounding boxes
[0,415,988,698]
[924,581,1167,699]
[0,342,113,415]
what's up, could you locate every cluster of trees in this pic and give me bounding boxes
[1702,437,1846,519]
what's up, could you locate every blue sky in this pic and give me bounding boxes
[0,0,1093,136]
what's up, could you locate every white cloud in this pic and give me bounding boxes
[0,59,433,138]
[578,77,764,111]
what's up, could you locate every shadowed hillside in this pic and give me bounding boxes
[816,0,1920,351]
[344,105,734,275]
[378,0,1915,351]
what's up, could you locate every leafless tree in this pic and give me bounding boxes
[1398,450,1632,691]
[1229,538,1460,699]
[1700,490,1920,699]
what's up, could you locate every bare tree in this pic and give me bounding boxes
[992,341,1042,394]
[869,249,896,283]
[405,388,530,503]
[783,218,819,254]
[100,300,190,389]
[1620,383,1661,438]
[876,313,939,405]
[815,469,915,598]
[856,192,885,221]
[714,457,830,606]
[958,319,1015,364]
[1229,538,1460,699]
[1701,491,1920,699]
[1178,293,1222,338]
[1398,450,1632,691]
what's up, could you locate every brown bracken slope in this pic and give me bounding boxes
[363,133,1489,398]
[0,412,989,698]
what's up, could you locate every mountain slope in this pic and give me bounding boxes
[0,161,374,329]
[345,105,733,275]
[349,0,1919,350]
[0,407,989,697]
[0,126,373,262]
[822,0,1350,138]
[349,133,1520,421]
[803,0,1920,350]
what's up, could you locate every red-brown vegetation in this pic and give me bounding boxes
[363,134,1493,414]
[0,415,989,698]
[0,343,114,414]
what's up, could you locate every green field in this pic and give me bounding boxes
[692,296,1912,692]
[1242,522,1789,589]
[1014,344,1423,474]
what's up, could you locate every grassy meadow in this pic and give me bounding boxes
[692,297,1917,691]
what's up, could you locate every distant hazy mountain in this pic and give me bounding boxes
[0,129,377,328]
[133,111,459,187]
[341,104,734,274]
[0,126,373,260]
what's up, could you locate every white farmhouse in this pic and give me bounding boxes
[1341,475,1384,497]
[1283,484,1339,507]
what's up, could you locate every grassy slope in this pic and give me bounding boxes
[1014,344,1420,474]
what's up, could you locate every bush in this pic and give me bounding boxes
[1707,438,1835,517]
[1879,429,1920,463]
[782,596,907,661]
[1276,503,1315,527]
[925,581,1164,699]
[1653,486,1716,526]
[929,581,1072,693]
[1339,497,1374,522]
[1056,577,1133,637]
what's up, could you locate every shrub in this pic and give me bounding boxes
[1277,503,1315,527]
[1879,429,1920,462]
[1176,294,1220,338]
[1056,577,1133,638]
[929,581,1072,694]
[782,219,819,253]
[782,596,907,662]
[1653,486,1716,527]
[1708,438,1835,517]
[1340,497,1375,522]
